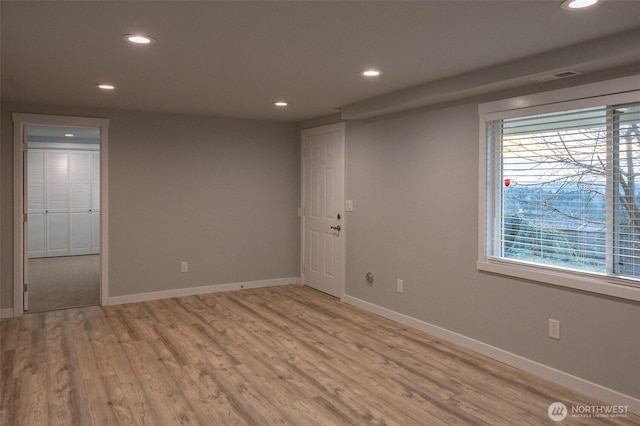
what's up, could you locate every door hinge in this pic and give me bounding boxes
[23,213,27,222]
[23,283,28,293]
[22,143,28,152]
[302,264,306,274]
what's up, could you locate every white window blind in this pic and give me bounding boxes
[487,102,640,284]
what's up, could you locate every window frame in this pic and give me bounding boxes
[478,75,640,302]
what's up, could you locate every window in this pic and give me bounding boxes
[478,77,640,301]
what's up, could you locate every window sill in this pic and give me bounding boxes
[477,259,640,302]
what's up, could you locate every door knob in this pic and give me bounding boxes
[330,225,341,231]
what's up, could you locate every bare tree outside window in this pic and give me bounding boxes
[498,105,640,276]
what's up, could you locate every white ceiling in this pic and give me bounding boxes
[2,1,639,122]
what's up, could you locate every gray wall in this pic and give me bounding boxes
[344,103,640,399]
[1,103,300,304]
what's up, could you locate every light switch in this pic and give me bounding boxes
[345,200,353,212]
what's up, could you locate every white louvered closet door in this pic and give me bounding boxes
[27,149,100,258]
[69,151,93,255]
[27,150,46,258]
[45,151,70,257]
[91,152,101,254]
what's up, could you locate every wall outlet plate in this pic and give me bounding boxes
[549,319,560,339]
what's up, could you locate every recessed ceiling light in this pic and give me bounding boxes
[96,84,116,90]
[64,133,74,137]
[561,0,599,10]
[362,69,381,77]
[122,34,156,45]
[274,101,289,107]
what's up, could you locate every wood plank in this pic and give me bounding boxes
[17,373,48,425]
[80,377,121,426]
[1,285,638,425]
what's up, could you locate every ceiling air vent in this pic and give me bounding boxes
[530,70,583,83]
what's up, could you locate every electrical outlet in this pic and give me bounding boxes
[397,279,404,293]
[181,261,189,273]
[549,319,560,340]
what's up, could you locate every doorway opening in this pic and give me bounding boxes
[13,113,109,316]
[26,124,101,312]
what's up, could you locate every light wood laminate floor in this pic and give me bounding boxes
[1,285,637,425]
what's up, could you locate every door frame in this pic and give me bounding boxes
[13,113,110,315]
[300,122,346,299]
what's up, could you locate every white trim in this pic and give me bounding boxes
[13,117,23,312]
[99,125,110,307]
[300,122,347,300]
[0,308,15,319]
[106,277,298,306]
[477,260,640,302]
[300,130,306,291]
[12,113,109,316]
[343,294,640,415]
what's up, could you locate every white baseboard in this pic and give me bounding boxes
[343,294,640,416]
[0,308,15,319]
[106,277,299,306]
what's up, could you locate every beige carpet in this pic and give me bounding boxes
[27,255,100,312]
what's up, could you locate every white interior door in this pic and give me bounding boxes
[302,123,345,298]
